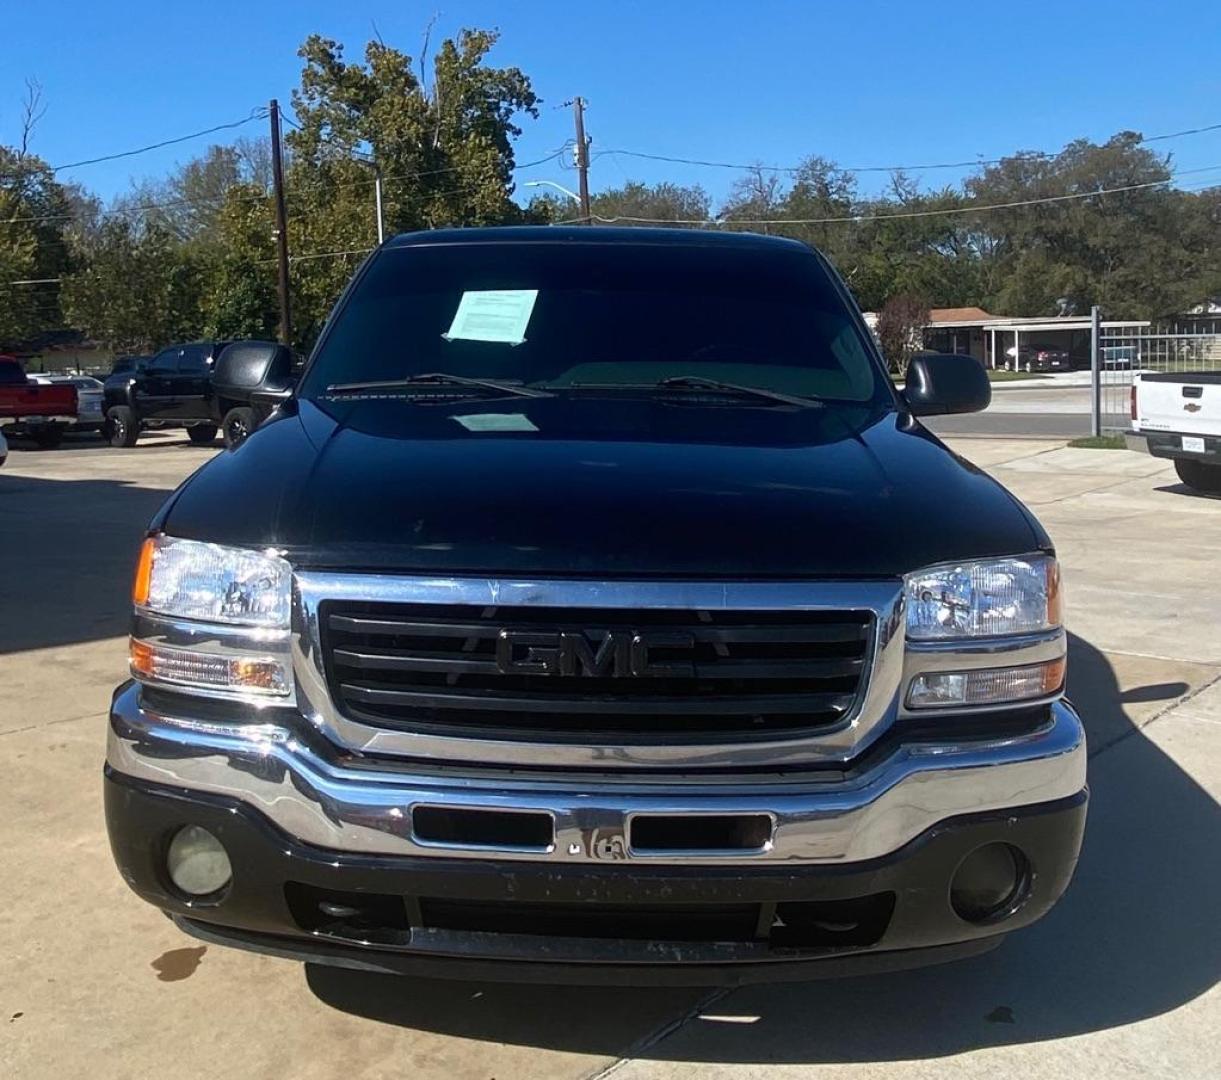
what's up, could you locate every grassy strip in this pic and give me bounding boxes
[1068,435,1128,450]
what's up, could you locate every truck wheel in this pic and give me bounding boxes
[105,406,140,448]
[32,426,64,450]
[221,407,258,449]
[187,424,219,445]
[1174,458,1221,494]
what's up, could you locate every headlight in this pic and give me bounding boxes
[903,555,1064,710]
[134,535,291,627]
[130,535,293,700]
[905,555,1060,641]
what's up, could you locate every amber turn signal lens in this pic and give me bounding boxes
[908,656,1066,709]
[129,638,156,677]
[132,537,155,607]
[1045,559,1063,628]
[1040,654,1067,695]
[129,637,290,696]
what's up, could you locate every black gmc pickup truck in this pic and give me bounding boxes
[105,227,1086,984]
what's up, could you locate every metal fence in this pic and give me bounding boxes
[1095,318,1221,433]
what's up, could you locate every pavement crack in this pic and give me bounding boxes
[582,986,733,1080]
[1090,668,1221,762]
[1024,473,1154,508]
[0,709,103,738]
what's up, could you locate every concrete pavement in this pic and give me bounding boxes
[926,413,1095,438]
[1,433,1217,1079]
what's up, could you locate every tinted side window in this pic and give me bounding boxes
[177,346,209,374]
[149,348,180,374]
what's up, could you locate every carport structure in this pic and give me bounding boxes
[922,308,1148,369]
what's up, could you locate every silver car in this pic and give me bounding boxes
[28,374,106,432]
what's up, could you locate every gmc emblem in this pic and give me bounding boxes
[495,629,695,677]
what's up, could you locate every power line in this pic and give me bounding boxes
[2,148,568,229]
[283,147,567,192]
[254,246,374,266]
[1,110,268,177]
[562,164,1221,227]
[279,106,568,177]
[1137,120,1221,143]
[1,186,273,227]
[591,120,1221,177]
[290,246,374,264]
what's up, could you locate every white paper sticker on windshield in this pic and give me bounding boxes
[444,289,538,345]
[454,413,539,432]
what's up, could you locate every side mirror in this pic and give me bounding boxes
[903,353,991,416]
[213,341,297,403]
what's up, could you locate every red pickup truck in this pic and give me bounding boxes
[0,355,78,449]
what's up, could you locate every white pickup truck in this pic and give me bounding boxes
[1130,372,1221,493]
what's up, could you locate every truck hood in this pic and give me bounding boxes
[161,395,1043,578]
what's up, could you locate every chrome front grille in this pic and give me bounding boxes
[321,601,872,743]
[292,575,905,769]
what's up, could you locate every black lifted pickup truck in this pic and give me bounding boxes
[102,340,240,448]
[106,227,1086,984]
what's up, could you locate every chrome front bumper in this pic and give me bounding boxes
[107,683,1086,867]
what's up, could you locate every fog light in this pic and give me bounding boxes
[166,825,232,897]
[950,843,1027,923]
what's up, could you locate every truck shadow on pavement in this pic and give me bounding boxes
[3,429,200,454]
[0,474,171,654]
[306,632,1221,1064]
[1155,481,1221,502]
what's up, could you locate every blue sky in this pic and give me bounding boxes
[4,0,1220,207]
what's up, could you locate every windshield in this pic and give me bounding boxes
[300,242,889,406]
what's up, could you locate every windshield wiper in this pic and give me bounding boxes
[651,375,822,408]
[325,372,551,399]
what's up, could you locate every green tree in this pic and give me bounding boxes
[272,28,539,349]
[772,156,857,261]
[564,180,711,226]
[201,183,279,340]
[61,219,205,350]
[116,139,274,247]
[718,167,785,231]
[1174,186,1221,311]
[846,178,982,312]
[0,86,80,348]
[0,230,38,347]
[964,133,1183,316]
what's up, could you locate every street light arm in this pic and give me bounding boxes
[524,179,583,204]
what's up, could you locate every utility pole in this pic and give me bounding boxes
[269,99,293,346]
[374,167,385,244]
[572,97,592,224]
[1089,304,1102,437]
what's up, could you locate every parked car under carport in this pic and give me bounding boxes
[1004,343,1072,372]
